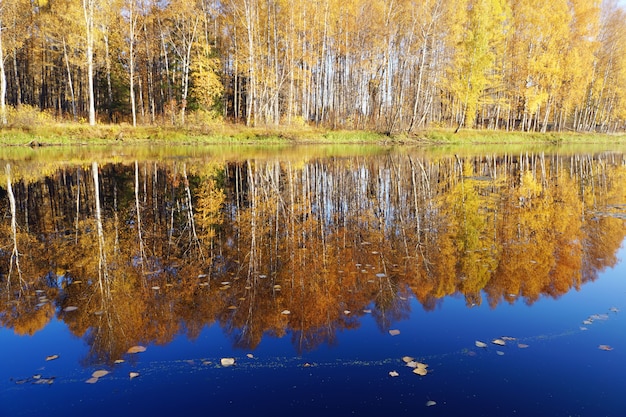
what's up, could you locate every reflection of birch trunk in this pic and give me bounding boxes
[135,161,146,270]
[247,161,257,280]
[5,164,25,287]
[92,162,109,299]
[75,168,81,244]
[183,163,205,261]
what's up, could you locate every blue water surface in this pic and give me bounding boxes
[2,245,625,417]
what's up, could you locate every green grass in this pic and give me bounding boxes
[1,122,625,147]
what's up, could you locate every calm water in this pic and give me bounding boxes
[1,146,625,417]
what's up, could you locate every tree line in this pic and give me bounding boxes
[1,0,626,133]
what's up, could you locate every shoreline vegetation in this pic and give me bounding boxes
[2,122,626,147]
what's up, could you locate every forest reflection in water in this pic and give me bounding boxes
[1,150,625,365]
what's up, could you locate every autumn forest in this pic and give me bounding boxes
[1,0,626,133]
[1,151,625,361]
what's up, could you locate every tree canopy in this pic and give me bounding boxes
[0,0,625,133]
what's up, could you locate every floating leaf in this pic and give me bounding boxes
[415,362,428,369]
[389,371,399,377]
[580,326,588,331]
[129,372,140,379]
[501,336,516,341]
[598,345,614,351]
[63,306,78,312]
[33,378,54,385]
[401,356,414,363]
[496,351,505,356]
[517,344,529,349]
[151,286,160,290]
[609,307,619,313]
[281,310,291,315]
[389,329,400,336]
[85,377,99,384]
[221,358,235,367]
[363,309,372,314]
[492,339,506,346]
[426,401,437,407]
[227,305,237,310]
[114,359,125,364]
[344,310,351,315]
[582,320,592,325]
[413,367,427,376]
[92,370,109,378]
[46,354,59,361]
[127,345,147,354]
[475,341,487,348]
[246,354,254,359]
[406,361,418,368]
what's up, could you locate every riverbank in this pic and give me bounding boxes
[1,122,625,146]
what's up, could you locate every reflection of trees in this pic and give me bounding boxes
[0,152,624,362]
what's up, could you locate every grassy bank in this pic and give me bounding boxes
[1,122,625,146]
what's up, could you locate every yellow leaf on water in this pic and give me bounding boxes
[221,358,235,367]
[92,370,109,378]
[517,343,529,349]
[413,367,427,376]
[129,372,140,379]
[63,306,78,312]
[389,329,400,336]
[475,341,487,348]
[46,354,59,361]
[402,356,414,363]
[598,345,613,351]
[389,371,399,377]
[426,401,437,407]
[127,345,147,354]
[492,339,506,346]
[85,377,99,384]
[114,359,125,364]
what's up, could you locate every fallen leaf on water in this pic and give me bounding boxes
[501,336,516,341]
[363,309,372,314]
[475,341,487,348]
[46,354,59,361]
[389,329,400,336]
[406,361,418,368]
[221,358,235,367]
[127,345,147,354]
[114,359,125,364]
[246,354,254,359]
[492,339,506,346]
[33,378,54,385]
[582,320,592,325]
[580,327,588,331]
[426,401,437,407]
[609,307,619,313]
[129,372,140,379]
[63,306,78,312]
[281,310,291,315]
[227,305,237,310]
[151,286,160,290]
[389,371,399,377]
[517,344,529,349]
[413,367,427,376]
[598,345,613,351]
[402,356,414,363]
[496,351,505,356]
[85,377,99,384]
[92,370,109,378]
